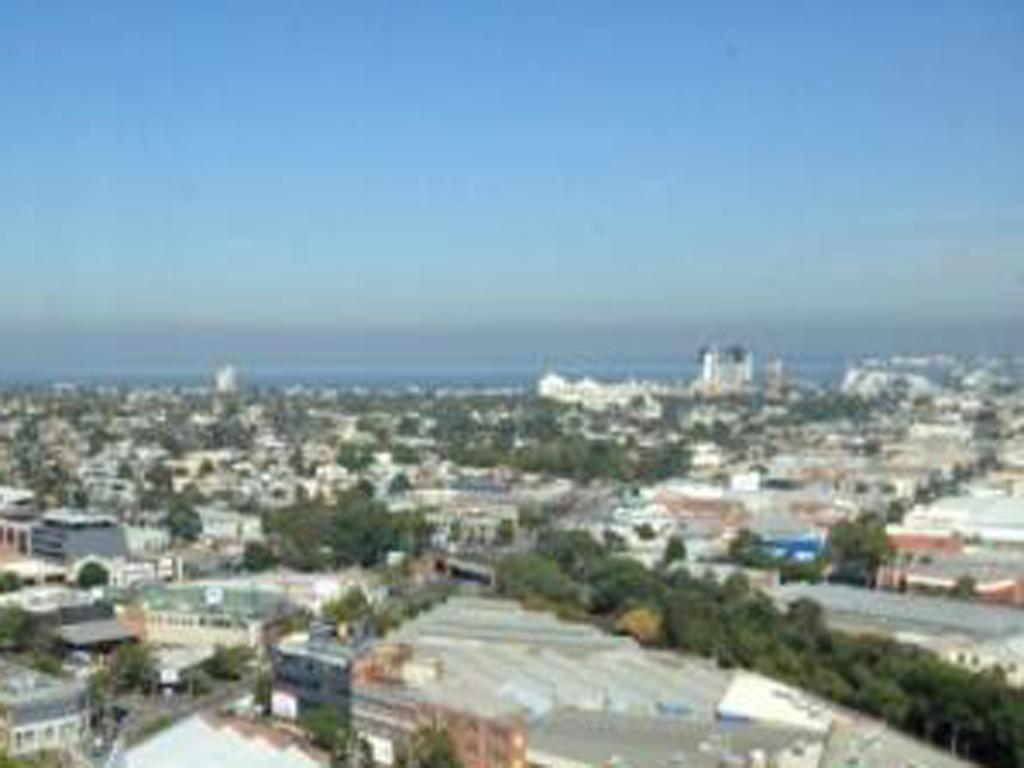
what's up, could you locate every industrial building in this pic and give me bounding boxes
[346,597,971,768]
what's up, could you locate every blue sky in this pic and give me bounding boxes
[1,1,1022,351]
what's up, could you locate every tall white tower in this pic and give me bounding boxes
[699,346,721,397]
[214,365,238,395]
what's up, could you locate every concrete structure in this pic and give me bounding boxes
[0,661,89,758]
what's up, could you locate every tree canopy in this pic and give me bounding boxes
[77,561,110,589]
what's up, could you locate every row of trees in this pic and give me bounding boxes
[259,487,434,572]
[496,531,1024,768]
[445,434,692,484]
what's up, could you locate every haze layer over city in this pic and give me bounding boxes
[0,3,1023,768]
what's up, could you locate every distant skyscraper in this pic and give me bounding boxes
[766,356,786,400]
[214,365,238,395]
[696,345,752,398]
[699,346,721,396]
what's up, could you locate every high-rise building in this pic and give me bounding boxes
[765,356,786,400]
[214,365,238,395]
[697,345,752,397]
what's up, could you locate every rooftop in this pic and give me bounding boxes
[39,508,118,528]
[0,660,86,706]
[277,630,355,668]
[125,713,323,768]
[528,708,823,768]
[137,581,292,621]
[772,583,1024,642]
[375,597,733,721]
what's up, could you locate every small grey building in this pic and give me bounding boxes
[271,625,354,719]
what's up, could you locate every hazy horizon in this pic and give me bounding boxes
[2,1,1021,363]
[0,321,1019,381]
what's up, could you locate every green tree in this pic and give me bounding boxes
[242,541,279,572]
[337,443,374,472]
[728,529,771,568]
[497,555,579,608]
[300,706,348,752]
[110,643,157,694]
[389,473,412,496]
[0,572,21,594]
[77,561,110,589]
[400,727,463,768]
[164,498,202,542]
[203,645,253,681]
[827,517,892,586]
[322,588,371,627]
[0,607,40,652]
[661,535,687,567]
[634,523,657,541]
[951,575,977,600]
[253,672,273,716]
[495,519,516,546]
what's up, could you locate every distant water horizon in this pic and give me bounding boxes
[0,354,964,390]
[0,323,1019,389]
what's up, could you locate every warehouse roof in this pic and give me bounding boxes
[528,708,824,768]
[772,583,1024,641]
[822,720,980,768]
[377,598,733,720]
[58,619,137,647]
[125,713,323,768]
